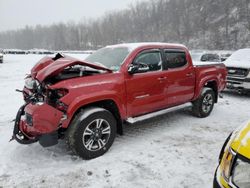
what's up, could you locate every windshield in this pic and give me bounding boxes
[85,47,130,71]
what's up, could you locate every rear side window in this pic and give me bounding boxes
[164,50,187,69]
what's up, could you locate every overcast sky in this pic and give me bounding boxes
[0,0,142,32]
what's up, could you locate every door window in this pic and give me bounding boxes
[133,50,162,72]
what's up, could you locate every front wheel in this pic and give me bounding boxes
[192,88,215,118]
[66,107,117,159]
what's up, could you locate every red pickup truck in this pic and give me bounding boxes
[13,43,227,159]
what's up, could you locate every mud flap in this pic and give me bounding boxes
[39,131,58,147]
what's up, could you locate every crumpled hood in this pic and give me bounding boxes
[31,54,112,82]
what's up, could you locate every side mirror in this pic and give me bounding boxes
[128,63,149,74]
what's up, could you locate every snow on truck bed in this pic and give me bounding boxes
[0,54,250,188]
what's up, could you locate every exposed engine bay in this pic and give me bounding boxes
[46,65,102,84]
[22,53,110,112]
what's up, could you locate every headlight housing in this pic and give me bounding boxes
[25,77,40,90]
[221,148,236,180]
[232,157,250,188]
[247,70,250,78]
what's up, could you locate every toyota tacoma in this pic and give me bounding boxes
[12,43,227,159]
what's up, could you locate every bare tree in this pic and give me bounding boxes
[0,0,249,50]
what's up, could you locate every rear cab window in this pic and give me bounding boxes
[163,49,187,69]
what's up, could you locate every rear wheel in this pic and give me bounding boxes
[66,107,117,159]
[192,88,215,118]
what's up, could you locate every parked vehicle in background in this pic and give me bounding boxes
[12,43,227,159]
[190,51,221,65]
[27,49,54,55]
[224,49,250,94]
[0,49,3,63]
[214,120,250,188]
[4,49,26,54]
[220,53,232,62]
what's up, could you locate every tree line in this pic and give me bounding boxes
[0,0,249,50]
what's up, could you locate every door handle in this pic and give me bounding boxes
[157,77,167,81]
[186,73,193,77]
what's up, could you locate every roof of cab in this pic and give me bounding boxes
[106,42,187,52]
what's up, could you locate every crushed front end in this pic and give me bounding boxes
[12,53,111,147]
[13,75,69,147]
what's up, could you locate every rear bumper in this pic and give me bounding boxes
[13,103,64,147]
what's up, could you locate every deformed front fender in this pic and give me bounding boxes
[61,93,126,129]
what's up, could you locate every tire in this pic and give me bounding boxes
[66,107,117,159]
[192,88,215,118]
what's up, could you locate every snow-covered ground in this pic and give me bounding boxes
[0,54,249,188]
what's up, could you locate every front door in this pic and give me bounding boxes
[125,49,168,117]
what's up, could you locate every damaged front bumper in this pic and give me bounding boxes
[13,102,65,147]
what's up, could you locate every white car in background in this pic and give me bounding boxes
[224,48,250,94]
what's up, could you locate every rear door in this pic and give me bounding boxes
[125,49,168,117]
[163,49,195,106]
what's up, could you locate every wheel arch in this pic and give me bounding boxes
[204,80,218,103]
[194,79,219,103]
[65,99,124,135]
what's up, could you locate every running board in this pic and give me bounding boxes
[126,103,192,124]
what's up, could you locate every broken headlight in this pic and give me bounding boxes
[25,77,40,91]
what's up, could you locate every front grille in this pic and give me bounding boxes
[227,67,249,77]
[25,113,33,126]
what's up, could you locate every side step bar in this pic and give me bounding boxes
[126,103,192,124]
